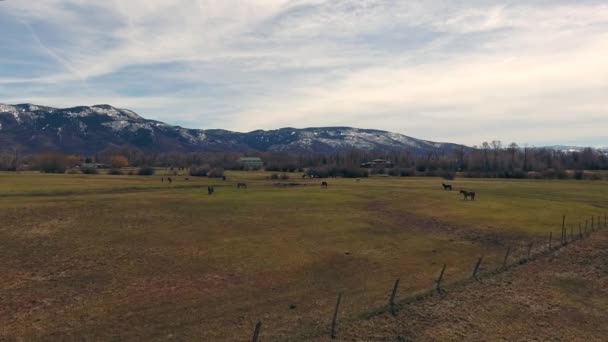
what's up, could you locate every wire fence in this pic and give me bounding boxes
[249,213,608,341]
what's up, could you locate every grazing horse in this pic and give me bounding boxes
[460,190,476,201]
[222,176,227,181]
[321,181,328,188]
[167,177,173,184]
[237,183,247,189]
[184,177,189,181]
[208,186,215,195]
[442,183,453,191]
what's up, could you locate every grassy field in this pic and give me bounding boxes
[1,171,607,340]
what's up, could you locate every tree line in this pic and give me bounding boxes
[0,142,606,179]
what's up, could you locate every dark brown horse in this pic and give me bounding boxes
[208,186,215,195]
[321,181,328,188]
[460,190,476,201]
[442,183,453,191]
[237,183,247,189]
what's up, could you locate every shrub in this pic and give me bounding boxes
[306,166,368,178]
[387,168,400,177]
[511,169,527,179]
[306,166,330,178]
[189,166,209,177]
[399,168,416,177]
[66,169,80,174]
[81,167,99,174]
[370,167,386,175]
[270,173,279,180]
[108,169,124,175]
[207,168,225,178]
[110,155,129,169]
[574,170,584,180]
[556,170,570,180]
[440,170,456,180]
[137,166,156,176]
[463,171,484,178]
[280,173,290,180]
[33,153,67,173]
[584,171,602,181]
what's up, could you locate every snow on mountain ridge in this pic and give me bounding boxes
[0,103,470,154]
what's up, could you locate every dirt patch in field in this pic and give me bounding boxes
[366,200,528,248]
[317,231,608,341]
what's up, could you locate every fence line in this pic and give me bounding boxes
[246,212,606,340]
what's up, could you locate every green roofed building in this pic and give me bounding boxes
[239,157,263,170]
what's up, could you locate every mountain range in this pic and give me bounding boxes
[0,103,469,155]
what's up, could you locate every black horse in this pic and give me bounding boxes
[321,181,328,188]
[208,186,215,195]
[460,190,476,201]
[442,183,453,191]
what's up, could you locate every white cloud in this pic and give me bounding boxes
[1,1,607,146]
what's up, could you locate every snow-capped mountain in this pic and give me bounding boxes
[0,103,468,155]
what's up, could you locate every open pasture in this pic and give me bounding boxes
[1,172,607,340]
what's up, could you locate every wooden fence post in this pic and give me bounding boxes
[436,264,447,294]
[251,321,262,342]
[561,215,567,246]
[503,247,511,269]
[472,256,483,280]
[330,293,342,339]
[570,226,574,241]
[389,279,400,316]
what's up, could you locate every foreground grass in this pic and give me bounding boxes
[0,172,607,340]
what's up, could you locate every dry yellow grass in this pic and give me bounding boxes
[0,172,606,340]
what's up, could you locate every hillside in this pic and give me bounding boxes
[0,103,467,155]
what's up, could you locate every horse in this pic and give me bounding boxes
[460,190,476,201]
[161,177,164,183]
[184,177,189,181]
[237,183,247,189]
[321,181,328,188]
[167,177,173,184]
[208,186,215,195]
[442,183,453,191]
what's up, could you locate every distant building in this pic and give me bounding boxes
[80,163,110,169]
[239,157,264,170]
[360,159,394,168]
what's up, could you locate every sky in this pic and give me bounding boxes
[0,0,607,146]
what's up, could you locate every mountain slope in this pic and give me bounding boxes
[0,103,467,155]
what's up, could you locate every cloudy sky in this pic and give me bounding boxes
[1,0,607,146]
